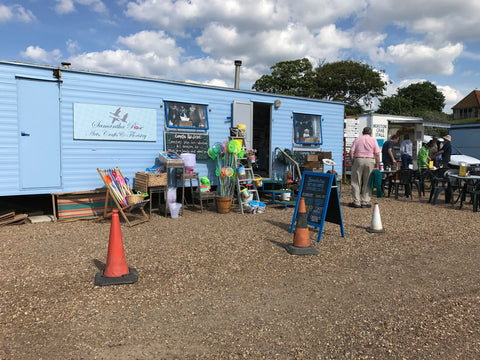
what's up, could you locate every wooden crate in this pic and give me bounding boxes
[135,172,167,193]
[304,161,321,169]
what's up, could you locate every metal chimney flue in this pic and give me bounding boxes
[234,60,242,89]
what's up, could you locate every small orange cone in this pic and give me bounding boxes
[286,197,318,255]
[366,203,385,233]
[95,209,138,286]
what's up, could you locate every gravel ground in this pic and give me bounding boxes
[1,187,479,359]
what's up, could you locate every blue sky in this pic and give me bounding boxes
[1,0,479,113]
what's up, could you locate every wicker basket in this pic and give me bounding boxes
[135,172,167,193]
[126,194,144,206]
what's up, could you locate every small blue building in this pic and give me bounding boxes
[0,60,345,196]
[449,123,480,159]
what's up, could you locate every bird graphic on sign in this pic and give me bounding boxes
[110,107,129,124]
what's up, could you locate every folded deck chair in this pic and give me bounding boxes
[97,167,150,227]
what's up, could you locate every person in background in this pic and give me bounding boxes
[436,135,452,167]
[400,134,413,169]
[349,127,381,208]
[429,136,439,166]
[417,141,433,173]
[381,134,399,170]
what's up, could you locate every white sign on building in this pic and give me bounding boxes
[74,103,157,141]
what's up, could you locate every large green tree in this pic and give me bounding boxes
[377,81,446,116]
[252,58,388,115]
[315,60,388,113]
[252,58,316,97]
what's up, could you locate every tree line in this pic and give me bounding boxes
[252,58,449,122]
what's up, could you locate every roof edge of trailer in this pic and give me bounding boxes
[0,59,345,106]
[358,113,424,122]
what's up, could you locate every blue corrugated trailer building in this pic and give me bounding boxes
[449,123,480,159]
[0,60,344,197]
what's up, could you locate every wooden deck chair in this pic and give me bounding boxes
[97,167,150,227]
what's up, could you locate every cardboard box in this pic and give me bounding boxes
[316,151,332,160]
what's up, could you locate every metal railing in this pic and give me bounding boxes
[274,147,302,181]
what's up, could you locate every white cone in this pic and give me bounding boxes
[367,203,385,233]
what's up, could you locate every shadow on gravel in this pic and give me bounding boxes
[265,219,291,231]
[267,238,288,249]
[93,259,105,271]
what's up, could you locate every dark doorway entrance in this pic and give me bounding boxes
[252,102,271,178]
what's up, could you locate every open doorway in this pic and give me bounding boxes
[252,102,271,178]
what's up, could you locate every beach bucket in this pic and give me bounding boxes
[237,166,246,179]
[199,185,209,194]
[254,175,262,187]
[257,202,266,213]
[216,196,231,213]
[248,200,259,214]
[237,124,246,137]
[169,202,182,219]
[240,187,250,199]
[200,176,210,186]
[248,155,255,163]
[181,153,196,173]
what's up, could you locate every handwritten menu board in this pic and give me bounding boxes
[165,132,209,160]
[301,173,329,224]
[290,171,345,243]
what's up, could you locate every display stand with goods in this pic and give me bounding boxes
[207,140,238,213]
[97,167,149,227]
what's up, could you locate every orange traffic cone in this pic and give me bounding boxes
[286,197,318,255]
[95,209,138,286]
[366,203,385,233]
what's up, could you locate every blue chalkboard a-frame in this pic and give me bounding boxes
[289,171,345,243]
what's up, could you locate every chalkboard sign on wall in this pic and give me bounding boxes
[165,132,209,160]
[289,171,344,243]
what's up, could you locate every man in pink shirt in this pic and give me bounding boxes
[349,127,380,208]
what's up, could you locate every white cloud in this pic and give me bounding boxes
[66,39,81,55]
[117,30,182,60]
[69,31,183,78]
[55,0,107,14]
[0,4,35,22]
[125,0,288,34]
[14,0,474,106]
[0,5,12,22]
[55,0,75,14]
[437,85,463,111]
[20,46,62,63]
[77,0,107,13]
[287,0,367,30]
[372,42,463,78]
[358,1,480,47]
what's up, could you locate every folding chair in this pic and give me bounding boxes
[97,167,150,226]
